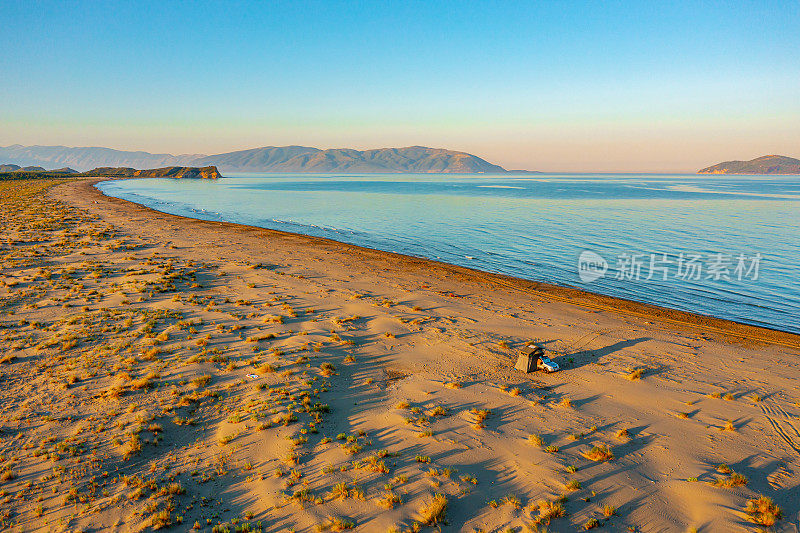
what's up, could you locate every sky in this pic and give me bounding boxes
[1,1,798,172]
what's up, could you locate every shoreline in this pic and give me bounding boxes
[84,177,800,348]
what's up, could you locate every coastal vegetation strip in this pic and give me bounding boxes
[0,165,221,181]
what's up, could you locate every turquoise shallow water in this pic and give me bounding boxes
[97,173,800,334]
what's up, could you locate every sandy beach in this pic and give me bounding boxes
[1,177,798,532]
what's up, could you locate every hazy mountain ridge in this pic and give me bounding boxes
[698,155,800,175]
[0,145,204,172]
[0,164,47,172]
[1,144,510,173]
[195,145,506,173]
[190,146,318,171]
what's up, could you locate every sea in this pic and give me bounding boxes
[96,173,800,334]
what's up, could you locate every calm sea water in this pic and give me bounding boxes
[97,174,800,334]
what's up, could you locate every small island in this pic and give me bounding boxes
[83,166,222,180]
[698,155,800,175]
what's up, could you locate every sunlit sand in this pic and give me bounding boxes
[0,177,797,532]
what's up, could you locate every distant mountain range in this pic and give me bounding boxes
[0,144,515,174]
[192,146,507,173]
[0,164,44,172]
[0,145,204,172]
[0,163,77,173]
[698,155,800,175]
[0,165,221,180]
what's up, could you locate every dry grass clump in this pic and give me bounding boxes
[744,495,782,526]
[445,381,462,389]
[129,370,159,390]
[332,315,359,326]
[0,467,17,482]
[329,482,351,500]
[528,433,544,446]
[375,491,401,509]
[418,493,448,525]
[356,455,389,473]
[159,482,185,496]
[535,498,566,523]
[289,487,316,507]
[316,515,355,531]
[122,434,142,459]
[582,444,614,462]
[626,368,644,380]
[256,363,276,374]
[143,346,162,359]
[583,517,601,530]
[712,471,748,488]
[190,374,212,388]
[429,405,448,417]
[151,509,171,529]
[470,408,491,429]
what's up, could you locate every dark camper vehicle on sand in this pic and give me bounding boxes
[515,343,560,373]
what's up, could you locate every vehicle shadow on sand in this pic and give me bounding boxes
[556,337,652,370]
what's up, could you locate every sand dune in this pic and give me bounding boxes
[0,177,797,532]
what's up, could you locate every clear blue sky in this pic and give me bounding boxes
[1,1,798,171]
